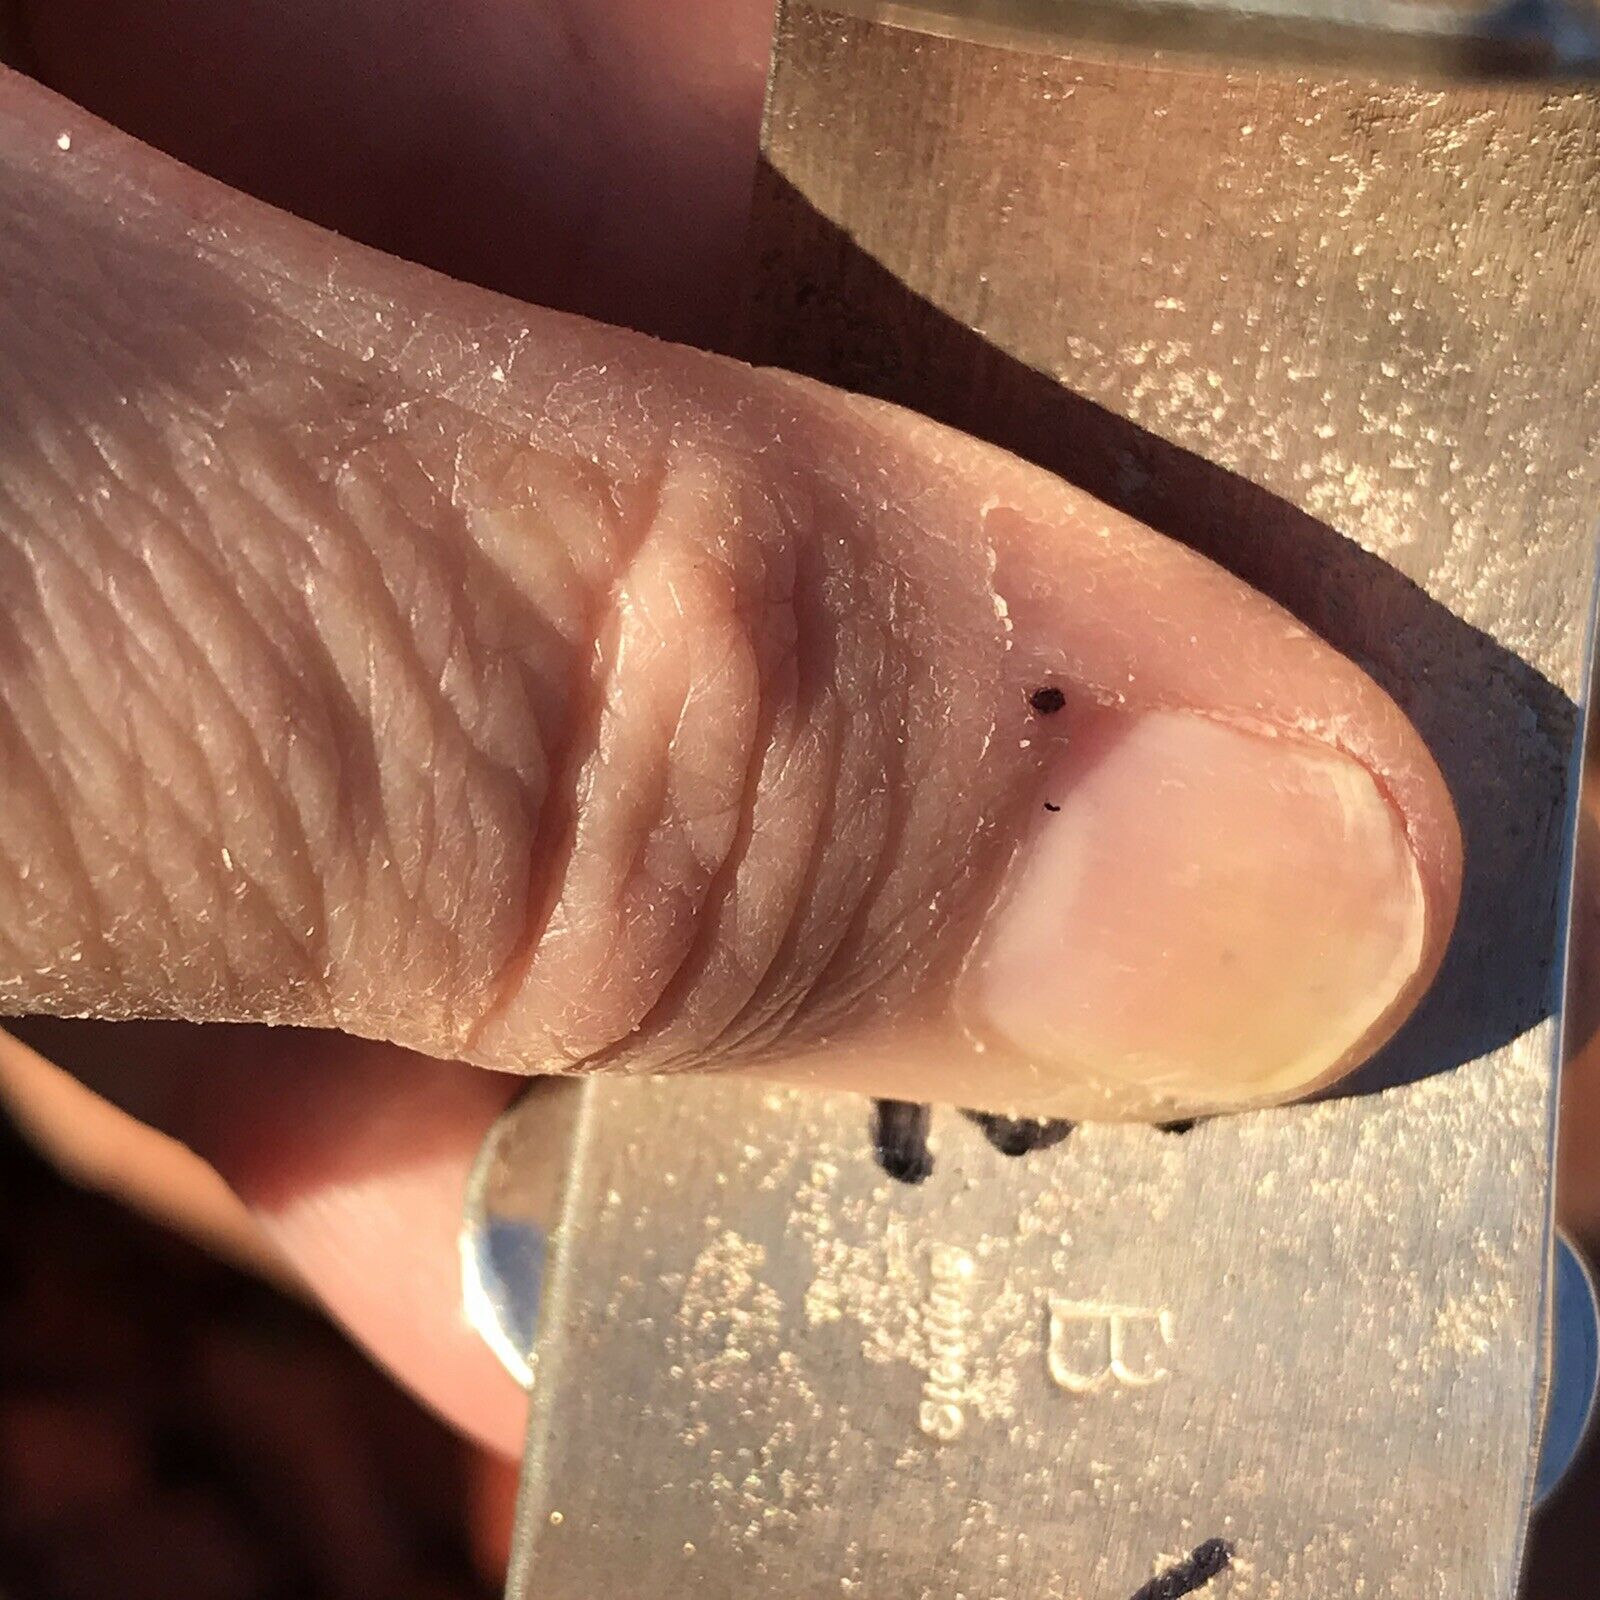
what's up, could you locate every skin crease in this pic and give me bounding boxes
[0,7,1465,1463]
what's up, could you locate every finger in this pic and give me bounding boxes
[4,1018,529,1456]
[15,0,777,346]
[0,74,1460,1122]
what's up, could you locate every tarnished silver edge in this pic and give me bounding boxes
[1528,532,1600,1547]
[460,1102,537,1392]
[796,0,1600,78]
[502,1084,601,1600]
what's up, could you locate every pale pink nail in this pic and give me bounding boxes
[960,710,1428,1117]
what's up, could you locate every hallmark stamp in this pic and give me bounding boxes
[1047,1299,1175,1393]
[919,1246,975,1441]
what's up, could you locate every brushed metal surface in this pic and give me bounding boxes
[499,8,1600,1597]
[506,1073,1548,1599]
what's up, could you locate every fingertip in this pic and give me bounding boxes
[745,373,1464,1117]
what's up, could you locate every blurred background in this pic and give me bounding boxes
[0,1028,518,1600]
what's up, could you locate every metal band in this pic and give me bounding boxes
[497,7,1600,1596]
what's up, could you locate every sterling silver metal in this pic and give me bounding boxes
[476,1088,1600,1596]
[470,5,1600,1595]
[463,1098,1600,1512]
[1536,1235,1600,1501]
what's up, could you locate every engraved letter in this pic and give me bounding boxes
[920,1247,975,1441]
[1047,1300,1175,1393]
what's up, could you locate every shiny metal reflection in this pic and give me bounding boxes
[460,1081,575,1392]
[1536,1235,1600,1503]
[831,0,1600,75]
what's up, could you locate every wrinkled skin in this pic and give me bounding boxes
[0,2,1462,1454]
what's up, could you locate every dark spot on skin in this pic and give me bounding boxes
[1127,1539,1234,1600]
[963,1110,1074,1157]
[872,1099,933,1184]
[1044,801,1061,812]
[1159,1118,1199,1135]
[1029,685,1067,715]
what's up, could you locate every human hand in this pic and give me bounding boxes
[0,0,1459,1454]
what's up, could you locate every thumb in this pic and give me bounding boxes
[0,71,1459,1122]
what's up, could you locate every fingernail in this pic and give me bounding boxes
[961,710,1428,1115]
